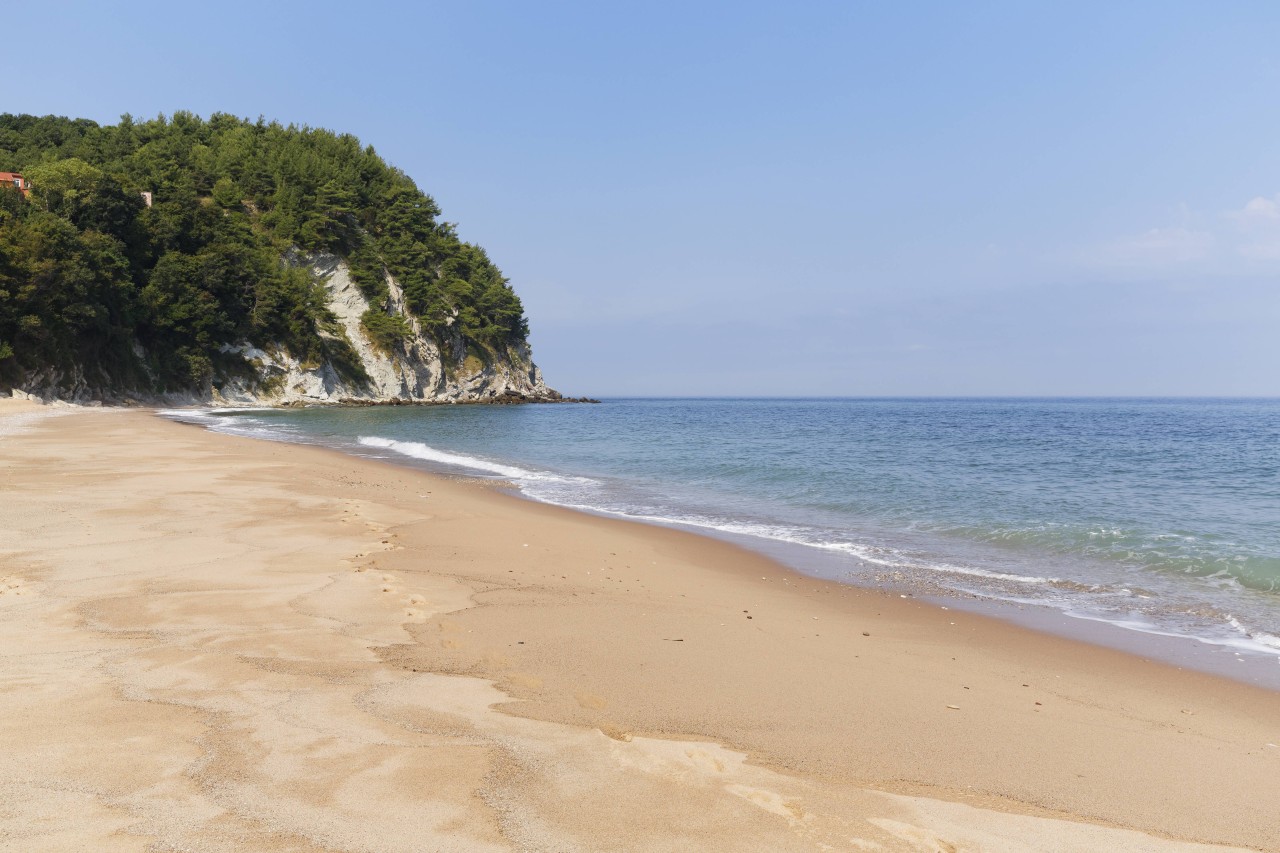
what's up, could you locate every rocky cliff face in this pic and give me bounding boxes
[12,255,561,407]
[211,255,556,406]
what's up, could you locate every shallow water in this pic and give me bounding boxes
[165,398,1280,676]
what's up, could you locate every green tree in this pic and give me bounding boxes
[211,176,242,209]
[25,158,103,219]
[0,110,539,395]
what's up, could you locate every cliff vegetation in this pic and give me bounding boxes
[0,112,534,398]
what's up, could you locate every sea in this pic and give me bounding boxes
[163,398,1280,688]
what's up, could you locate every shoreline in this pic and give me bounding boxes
[500,487,1280,694]
[167,403,1280,693]
[2,399,1277,851]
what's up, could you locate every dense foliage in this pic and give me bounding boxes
[0,112,529,390]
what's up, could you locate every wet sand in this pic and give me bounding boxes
[1,398,1277,852]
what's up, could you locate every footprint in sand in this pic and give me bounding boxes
[684,748,727,774]
[725,785,809,825]
[866,818,961,852]
[575,692,608,710]
[598,722,633,742]
[481,650,513,669]
[507,673,543,691]
[0,578,30,598]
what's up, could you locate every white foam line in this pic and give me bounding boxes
[357,435,575,483]
[157,409,315,446]
[810,540,1059,584]
[1227,616,1280,651]
[158,407,281,423]
[539,499,1060,587]
[157,408,222,425]
[1060,609,1280,659]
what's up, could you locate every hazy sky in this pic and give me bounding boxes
[6,1,1279,395]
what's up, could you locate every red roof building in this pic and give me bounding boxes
[0,171,31,197]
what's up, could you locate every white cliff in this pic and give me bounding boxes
[9,255,562,407]
[210,255,555,406]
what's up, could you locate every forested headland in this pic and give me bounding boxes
[0,112,532,397]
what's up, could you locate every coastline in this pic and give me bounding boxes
[170,400,1280,693]
[2,399,1277,851]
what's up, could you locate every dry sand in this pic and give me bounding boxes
[1,398,1277,852]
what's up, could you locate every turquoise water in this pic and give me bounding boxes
[168,398,1280,664]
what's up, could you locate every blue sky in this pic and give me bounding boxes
[6,1,1279,395]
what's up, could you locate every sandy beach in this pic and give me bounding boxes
[1,398,1277,852]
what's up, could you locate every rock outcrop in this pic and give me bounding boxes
[210,255,557,406]
[11,255,570,407]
